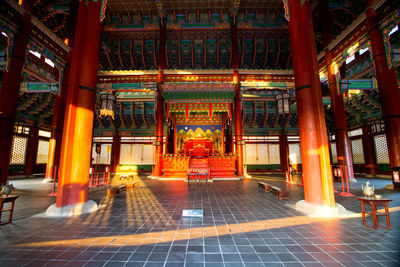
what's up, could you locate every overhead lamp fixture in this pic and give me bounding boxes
[370,119,385,135]
[98,93,116,119]
[275,92,291,115]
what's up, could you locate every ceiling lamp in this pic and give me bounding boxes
[275,92,291,115]
[99,93,116,119]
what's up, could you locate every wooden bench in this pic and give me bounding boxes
[126,181,139,190]
[258,182,289,200]
[107,185,126,197]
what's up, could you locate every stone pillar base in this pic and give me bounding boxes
[349,178,357,183]
[295,200,352,217]
[46,200,98,217]
[42,178,54,183]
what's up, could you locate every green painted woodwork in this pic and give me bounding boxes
[247,164,282,171]
[377,164,391,172]
[8,164,24,173]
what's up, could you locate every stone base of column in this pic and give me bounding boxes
[295,200,352,217]
[46,200,98,217]
[349,177,357,183]
[42,178,54,183]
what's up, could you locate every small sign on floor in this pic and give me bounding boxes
[182,209,203,217]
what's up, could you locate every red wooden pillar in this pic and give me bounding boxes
[231,23,244,176]
[43,1,77,183]
[0,0,32,186]
[55,0,102,208]
[24,126,39,176]
[279,134,289,173]
[366,1,400,185]
[362,124,377,175]
[288,0,335,207]
[44,95,64,181]
[154,23,166,176]
[110,132,121,174]
[326,52,355,181]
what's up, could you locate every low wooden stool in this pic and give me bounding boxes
[0,195,19,225]
[107,185,126,197]
[357,197,392,230]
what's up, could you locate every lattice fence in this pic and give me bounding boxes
[330,142,338,164]
[36,140,49,164]
[10,136,28,164]
[374,135,389,164]
[351,138,364,163]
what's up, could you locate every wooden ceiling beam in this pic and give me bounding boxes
[263,101,268,127]
[263,38,268,68]
[153,37,157,68]
[103,46,114,69]
[216,36,220,68]
[191,37,194,69]
[118,39,124,69]
[251,37,257,68]
[119,104,126,128]
[141,38,147,68]
[178,36,182,68]
[129,39,136,69]
[142,102,148,128]
[274,36,280,68]
[131,102,136,128]
[203,36,207,68]
[240,37,244,68]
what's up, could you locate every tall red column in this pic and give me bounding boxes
[288,0,335,207]
[279,134,289,173]
[326,52,355,181]
[154,23,166,177]
[110,131,121,174]
[366,1,400,187]
[231,23,244,176]
[24,126,39,176]
[0,0,32,186]
[55,0,102,207]
[362,124,377,175]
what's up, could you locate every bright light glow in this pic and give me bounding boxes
[389,25,398,35]
[45,58,55,67]
[29,50,41,58]
[64,38,69,46]
[349,89,361,95]
[1,32,7,37]
[331,62,339,75]
[347,43,359,56]
[359,47,369,55]
[346,54,355,64]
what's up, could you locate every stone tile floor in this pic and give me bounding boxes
[0,174,399,267]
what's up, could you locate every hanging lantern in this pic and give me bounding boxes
[370,119,385,135]
[99,93,116,118]
[275,92,291,115]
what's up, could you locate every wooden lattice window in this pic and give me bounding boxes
[10,136,27,164]
[351,138,364,164]
[374,135,389,164]
[36,140,49,164]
